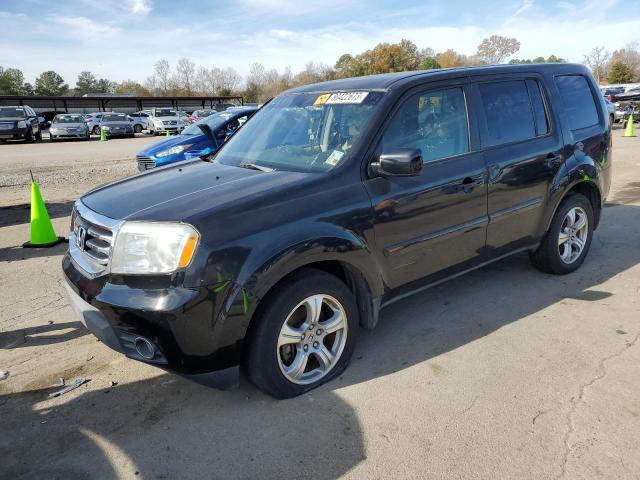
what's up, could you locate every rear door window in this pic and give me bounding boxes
[526,79,549,136]
[555,75,599,130]
[478,80,536,147]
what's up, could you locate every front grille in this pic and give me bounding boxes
[74,214,113,266]
[0,122,14,130]
[136,154,156,171]
[162,120,177,125]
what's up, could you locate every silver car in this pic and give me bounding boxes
[100,113,135,138]
[49,114,90,141]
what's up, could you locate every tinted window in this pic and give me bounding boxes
[526,79,549,135]
[555,75,599,130]
[479,80,535,147]
[381,88,469,162]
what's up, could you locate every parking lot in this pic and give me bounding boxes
[1,128,639,479]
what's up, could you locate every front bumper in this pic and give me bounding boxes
[50,130,88,139]
[0,127,28,140]
[153,124,181,132]
[62,252,247,373]
[103,128,134,137]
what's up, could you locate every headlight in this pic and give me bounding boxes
[156,144,192,158]
[110,222,199,274]
[102,126,110,130]
[154,119,163,126]
[49,127,59,133]
[17,121,27,128]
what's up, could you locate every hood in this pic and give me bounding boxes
[141,134,205,156]
[101,121,132,126]
[81,160,309,221]
[51,122,85,128]
[0,117,24,122]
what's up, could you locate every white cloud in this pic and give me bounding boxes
[47,15,121,36]
[130,0,152,15]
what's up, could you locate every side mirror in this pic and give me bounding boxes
[371,148,423,176]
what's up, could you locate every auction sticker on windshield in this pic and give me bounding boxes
[326,92,369,104]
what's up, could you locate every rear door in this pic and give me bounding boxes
[475,76,563,254]
[364,81,488,288]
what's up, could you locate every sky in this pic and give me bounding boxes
[1,0,640,85]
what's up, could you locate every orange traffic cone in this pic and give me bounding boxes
[22,171,66,248]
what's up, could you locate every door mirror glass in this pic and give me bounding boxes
[372,148,423,176]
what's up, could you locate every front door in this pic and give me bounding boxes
[364,84,488,289]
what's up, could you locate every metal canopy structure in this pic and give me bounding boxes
[0,95,244,114]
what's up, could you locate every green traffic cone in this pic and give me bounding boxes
[100,128,107,141]
[623,114,636,137]
[22,172,65,248]
[165,129,170,137]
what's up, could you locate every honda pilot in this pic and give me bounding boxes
[63,64,612,398]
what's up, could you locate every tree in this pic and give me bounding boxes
[476,35,520,64]
[608,61,634,84]
[115,80,150,96]
[420,57,441,70]
[335,54,362,78]
[95,78,116,94]
[0,67,29,94]
[609,42,640,81]
[174,58,196,95]
[217,67,241,96]
[583,46,610,84]
[34,71,68,95]
[357,39,422,75]
[146,59,171,95]
[75,71,97,96]
[244,62,266,103]
[436,49,468,68]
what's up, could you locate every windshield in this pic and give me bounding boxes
[214,91,384,172]
[194,110,213,117]
[102,114,128,122]
[182,111,245,135]
[0,107,27,119]
[154,108,176,117]
[53,114,84,123]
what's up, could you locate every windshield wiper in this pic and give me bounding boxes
[238,162,274,172]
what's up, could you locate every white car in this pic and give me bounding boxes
[85,112,115,135]
[128,112,151,133]
[147,108,185,135]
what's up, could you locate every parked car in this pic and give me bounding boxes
[128,112,150,133]
[85,112,112,135]
[177,110,192,125]
[147,108,184,135]
[49,114,90,141]
[189,109,214,123]
[63,64,611,398]
[0,106,42,143]
[136,106,258,171]
[99,113,135,138]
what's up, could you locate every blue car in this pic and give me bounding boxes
[136,106,258,171]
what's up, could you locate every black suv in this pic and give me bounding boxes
[63,64,611,398]
[0,106,42,143]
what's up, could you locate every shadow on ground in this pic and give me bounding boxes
[1,203,639,479]
[0,201,75,228]
[0,240,68,263]
[0,321,87,349]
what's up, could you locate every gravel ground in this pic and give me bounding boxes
[0,127,639,479]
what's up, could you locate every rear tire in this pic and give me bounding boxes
[93,126,101,135]
[24,129,34,143]
[35,130,42,142]
[134,124,142,133]
[529,193,594,274]
[244,269,358,398]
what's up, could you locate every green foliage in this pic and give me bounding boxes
[608,61,634,83]
[75,71,97,95]
[34,71,68,96]
[0,67,29,94]
[420,57,441,70]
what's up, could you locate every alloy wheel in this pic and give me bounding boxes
[277,294,348,385]
[558,206,589,264]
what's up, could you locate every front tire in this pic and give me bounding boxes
[93,126,101,136]
[134,124,142,133]
[530,193,594,274]
[245,269,358,398]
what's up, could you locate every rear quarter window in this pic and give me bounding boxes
[555,75,599,130]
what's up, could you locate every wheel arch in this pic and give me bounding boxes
[547,177,602,234]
